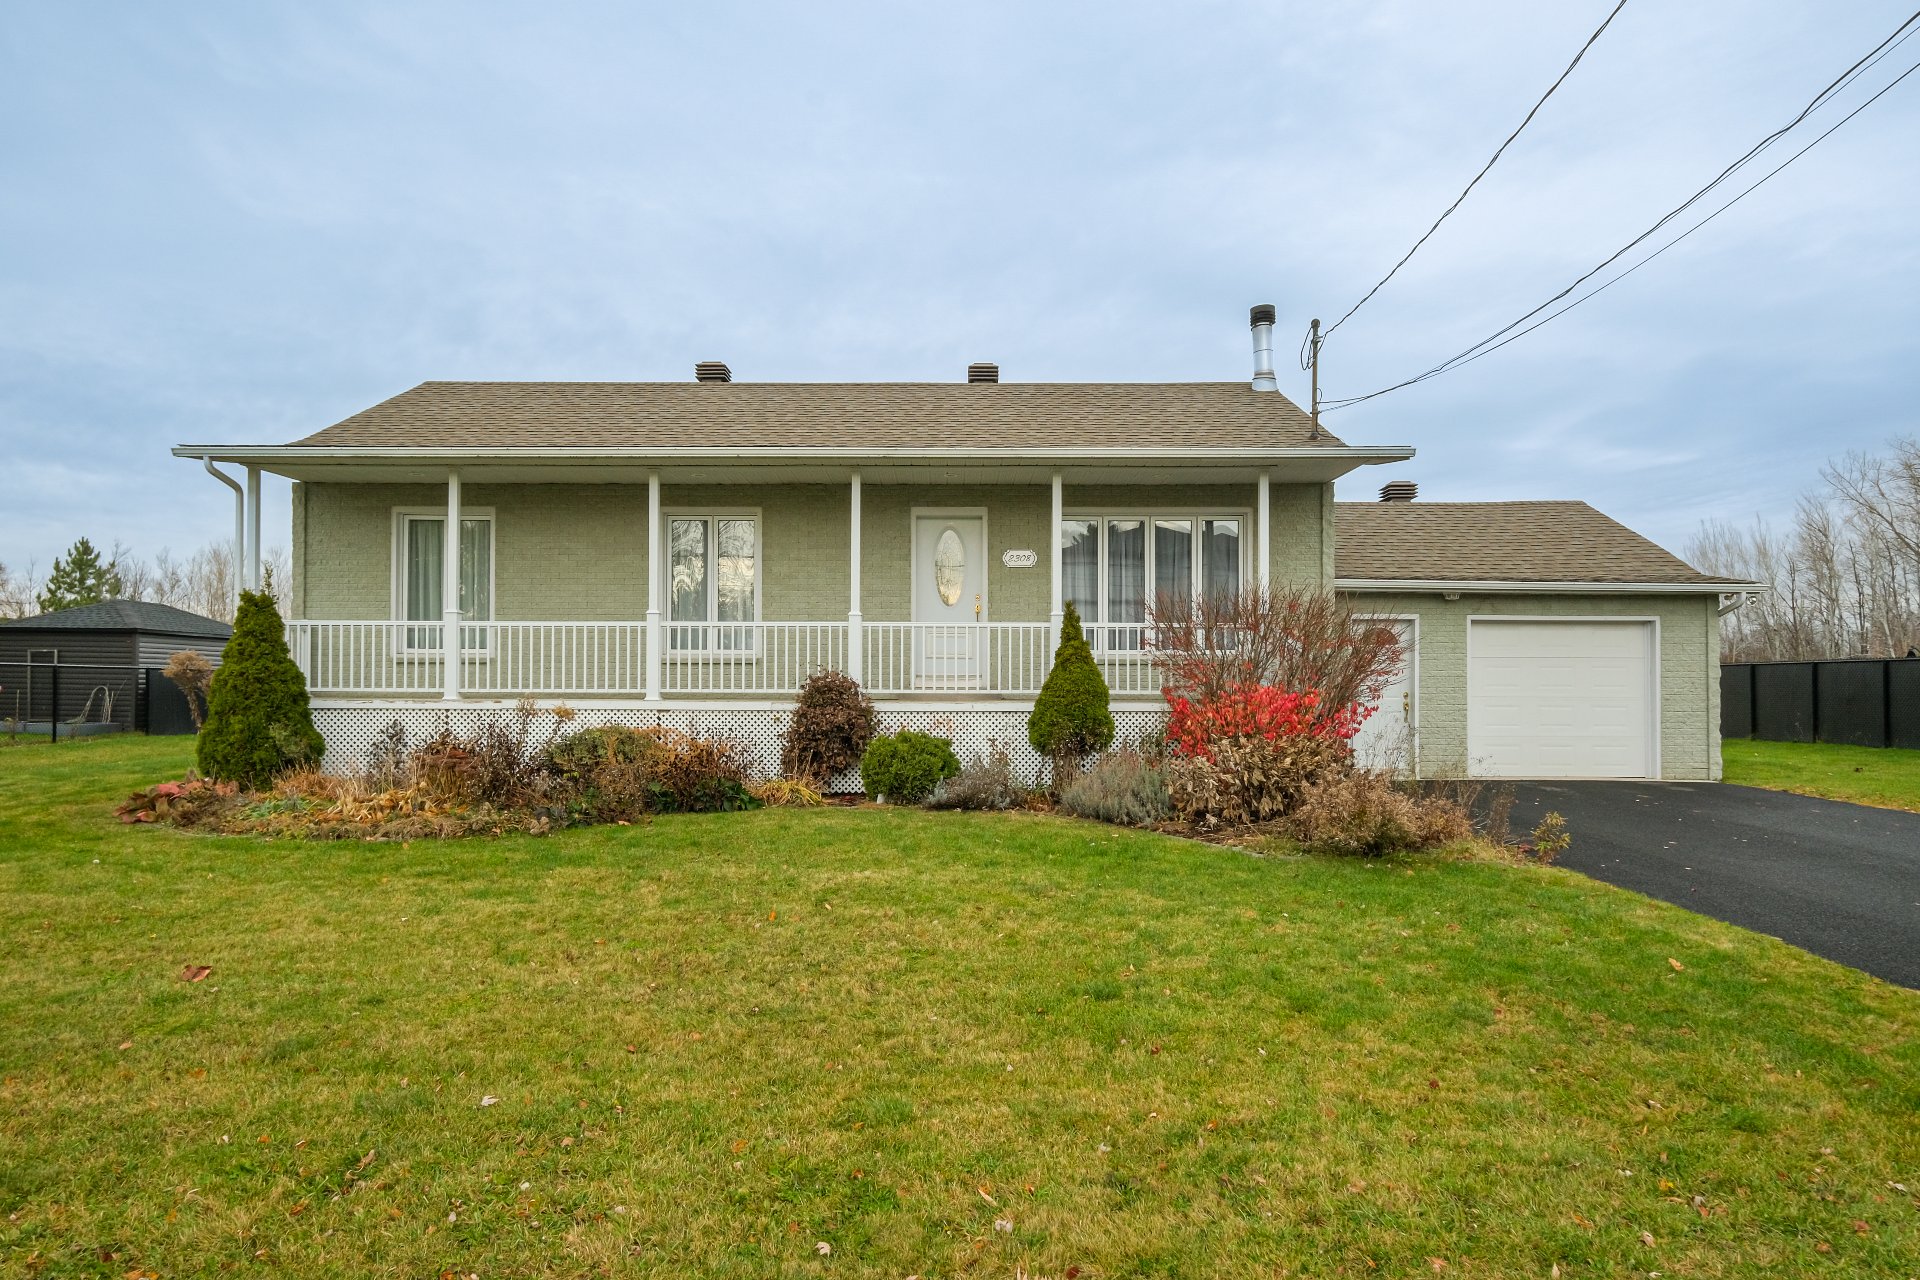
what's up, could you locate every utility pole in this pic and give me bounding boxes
[1305,318,1323,440]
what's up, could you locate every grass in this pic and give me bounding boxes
[1723,738,1920,812]
[1,736,1916,1278]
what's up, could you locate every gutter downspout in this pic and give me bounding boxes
[202,458,245,614]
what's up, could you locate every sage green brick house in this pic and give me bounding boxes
[175,310,1753,783]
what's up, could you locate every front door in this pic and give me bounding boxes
[912,514,987,687]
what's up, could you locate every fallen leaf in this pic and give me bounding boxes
[1815,1242,1832,1254]
[1852,1220,1870,1235]
[978,1185,997,1205]
[117,1040,133,1051]
[814,1241,830,1255]
[1667,957,1685,971]
[480,1096,499,1107]
[180,965,212,982]
[1640,1231,1656,1247]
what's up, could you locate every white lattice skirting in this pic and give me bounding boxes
[311,700,1169,794]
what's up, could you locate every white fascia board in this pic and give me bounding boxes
[1336,578,1765,596]
[173,443,1416,466]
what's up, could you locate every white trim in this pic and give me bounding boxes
[1339,578,1758,596]
[645,470,662,701]
[176,443,1418,466]
[848,471,864,682]
[662,507,765,655]
[1464,615,1662,780]
[1352,612,1419,774]
[245,465,262,592]
[1256,470,1270,590]
[388,505,497,653]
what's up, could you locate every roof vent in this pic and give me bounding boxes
[694,361,732,383]
[1379,480,1418,503]
[967,362,999,384]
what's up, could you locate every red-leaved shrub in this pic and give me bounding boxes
[1165,684,1371,759]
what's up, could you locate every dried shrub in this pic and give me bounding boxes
[363,720,411,792]
[860,730,960,804]
[1148,585,1404,735]
[116,778,237,825]
[1422,774,1516,847]
[546,723,756,815]
[925,746,1021,811]
[781,670,878,784]
[1286,770,1473,857]
[1165,734,1345,828]
[752,778,825,808]
[643,728,756,813]
[1059,749,1172,827]
[161,650,213,729]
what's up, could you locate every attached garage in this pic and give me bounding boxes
[1332,499,1761,783]
[1466,618,1655,778]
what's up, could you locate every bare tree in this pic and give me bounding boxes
[1690,437,1920,661]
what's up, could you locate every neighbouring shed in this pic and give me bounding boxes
[0,599,231,735]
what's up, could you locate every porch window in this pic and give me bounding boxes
[398,512,492,649]
[668,514,758,651]
[1059,512,1244,648]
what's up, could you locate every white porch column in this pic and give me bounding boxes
[644,470,664,701]
[1049,471,1064,646]
[441,470,462,701]
[245,465,262,591]
[1257,468,1271,592]
[847,470,863,682]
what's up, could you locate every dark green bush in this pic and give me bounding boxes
[197,590,324,788]
[1027,602,1114,772]
[781,670,878,784]
[860,729,960,804]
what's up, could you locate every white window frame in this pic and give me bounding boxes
[663,508,763,657]
[1061,508,1250,648]
[389,506,496,655]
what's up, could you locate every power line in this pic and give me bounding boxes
[1321,8,1920,412]
[1319,0,1631,343]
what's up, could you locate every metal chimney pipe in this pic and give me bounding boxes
[1249,304,1277,391]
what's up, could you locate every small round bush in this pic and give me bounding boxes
[1028,602,1114,766]
[860,729,960,804]
[197,590,324,788]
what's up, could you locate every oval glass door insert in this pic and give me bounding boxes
[934,527,966,606]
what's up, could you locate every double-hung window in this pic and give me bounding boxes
[1061,513,1243,649]
[396,510,493,650]
[667,513,759,651]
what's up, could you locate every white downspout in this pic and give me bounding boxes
[645,470,663,702]
[202,458,244,614]
[245,465,262,592]
[441,470,462,702]
[847,470,863,683]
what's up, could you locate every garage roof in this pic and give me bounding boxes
[1334,501,1747,588]
[0,599,232,638]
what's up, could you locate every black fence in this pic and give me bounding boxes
[0,663,201,739]
[1722,659,1920,750]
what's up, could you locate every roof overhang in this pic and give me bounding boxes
[1337,578,1764,596]
[172,444,1415,486]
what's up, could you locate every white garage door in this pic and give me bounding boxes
[1467,620,1655,779]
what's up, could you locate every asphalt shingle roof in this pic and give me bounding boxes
[1334,501,1743,587]
[0,599,232,637]
[290,381,1349,450]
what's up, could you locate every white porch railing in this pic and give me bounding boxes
[288,619,1173,700]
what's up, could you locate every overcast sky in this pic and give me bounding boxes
[3,1,1916,576]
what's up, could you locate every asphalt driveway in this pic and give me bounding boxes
[1507,781,1920,989]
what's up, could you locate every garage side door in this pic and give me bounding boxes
[1467,620,1654,779]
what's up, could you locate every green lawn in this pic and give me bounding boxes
[2,737,1916,1278]
[1723,738,1920,812]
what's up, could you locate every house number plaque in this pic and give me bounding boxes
[1000,549,1038,568]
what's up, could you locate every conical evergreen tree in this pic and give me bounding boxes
[1027,601,1114,773]
[37,537,123,613]
[197,590,324,786]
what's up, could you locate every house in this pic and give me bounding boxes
[172,307,1753,783]
[0,599,231,734]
